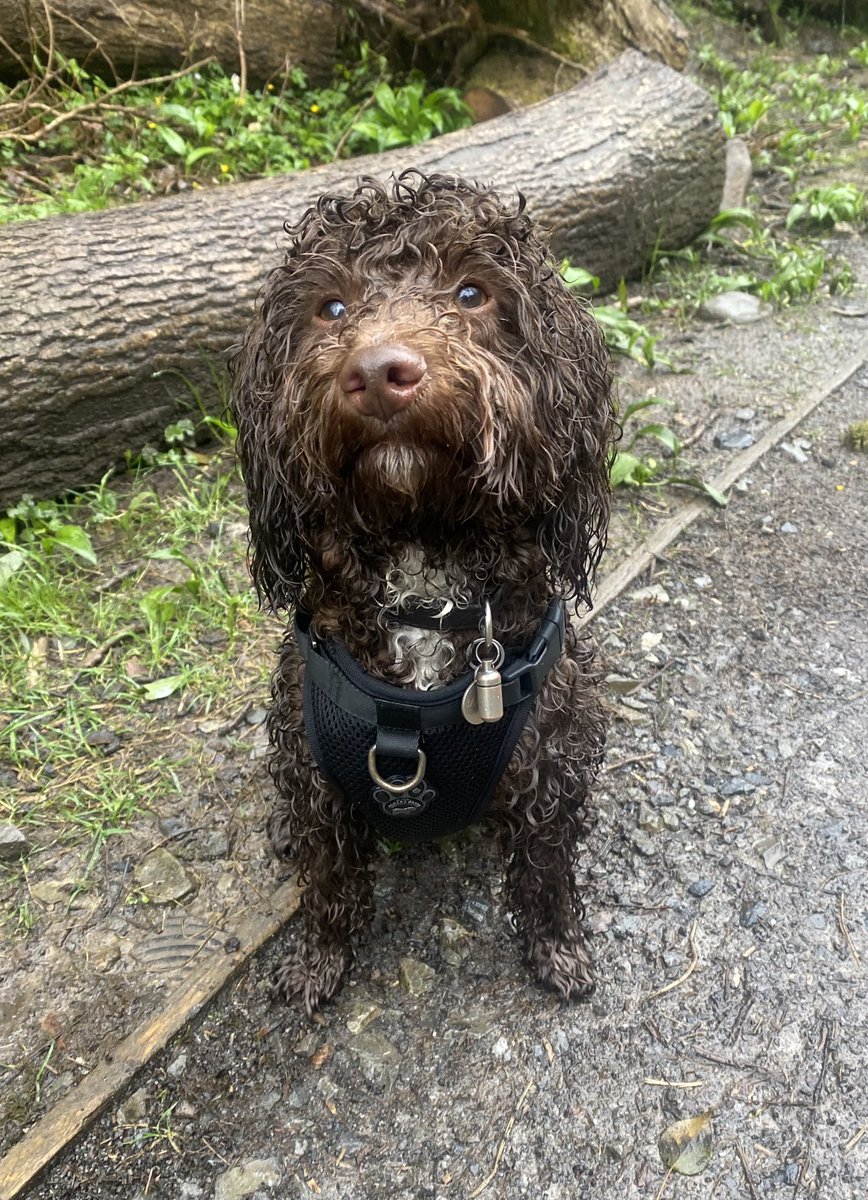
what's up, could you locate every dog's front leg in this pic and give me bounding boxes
[268,765,375,1013]
[498,651,603,1001]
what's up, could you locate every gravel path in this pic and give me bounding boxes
[12,270,864,1199]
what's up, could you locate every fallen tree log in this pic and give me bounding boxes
[0,51,725,505]
[0,0,336,86]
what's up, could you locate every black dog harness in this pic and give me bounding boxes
[295,598,566,843]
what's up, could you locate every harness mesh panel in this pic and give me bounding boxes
[304,668,533,843]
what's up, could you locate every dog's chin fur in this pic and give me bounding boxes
[352,441,451,510]
[230,171,617,1013]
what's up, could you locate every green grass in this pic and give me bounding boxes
[0,46,471,223]
[0,446,273,933]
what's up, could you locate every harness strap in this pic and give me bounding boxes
[293,598,565,732]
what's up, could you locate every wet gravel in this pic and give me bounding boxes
[16,337,867,1197]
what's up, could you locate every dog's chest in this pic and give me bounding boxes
[384,551,467,690]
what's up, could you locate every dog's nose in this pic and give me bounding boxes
[339,344,427,421]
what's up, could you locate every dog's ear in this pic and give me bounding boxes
[229,305,306,613]
[532,278,616,612]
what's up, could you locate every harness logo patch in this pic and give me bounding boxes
[372,778,437,818]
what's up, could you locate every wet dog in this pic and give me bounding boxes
[231,171,615,1011]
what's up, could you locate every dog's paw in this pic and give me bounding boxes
[527,935,596,1002]
[272,941,351,1013]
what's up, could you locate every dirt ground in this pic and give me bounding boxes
[0,209,862,1198]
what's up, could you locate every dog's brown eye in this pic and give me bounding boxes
[456,284,487,309]
[319,298,347,322]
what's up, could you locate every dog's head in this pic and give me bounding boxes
[231,171,614,612]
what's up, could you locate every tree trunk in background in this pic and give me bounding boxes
[0,51,725,505]
[0,0,336,85]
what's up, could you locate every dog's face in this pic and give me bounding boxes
[231,172,614,610]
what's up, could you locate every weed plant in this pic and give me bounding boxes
[648,38,867,313]
[0,47,470,222]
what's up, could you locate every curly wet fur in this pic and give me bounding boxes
[231,171,616,1011]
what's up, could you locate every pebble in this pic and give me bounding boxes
[133,848,196,903]
[637,802,664,833]
[214,1158,282,1200]
[348,1031,401,1092]
[85,727,120,752]
[734,407,756,421]
[345,997,383,1035]
[630,830,657,858]
[714,428,756,451]
[117,1087,149,1126]
[780,522,799,534]
[166,1052,187,1079]
[0,823,30,860]
[399,956,436,996]
[688,879,715,898]
[244,706,267,726]
[631,584,670,605]
[740,899,769,929]
[700,291,769,324]
[720,137,752,209]
[780,442,809,464]
[439,917,471,966]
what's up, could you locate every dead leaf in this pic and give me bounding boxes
[40,1011,63,1040]
[658,1111,714,1176]
[311,1043,330,1069]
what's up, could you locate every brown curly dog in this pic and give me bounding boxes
[231,171,615,1012]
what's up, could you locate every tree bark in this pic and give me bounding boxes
[0,51,726,505]
[0,0,336,85]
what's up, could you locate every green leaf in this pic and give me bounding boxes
[185,146,220,166]
[609,452,642,487]
[141,675,185,701]
[155,125,187,157]
[0,549,26,586]
[629,423,681,456]
[46,524,97,564]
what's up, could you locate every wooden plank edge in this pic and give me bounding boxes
[581,352,866,625]
[0,879,303,1200]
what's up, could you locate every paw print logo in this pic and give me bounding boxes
[372,778,437,818]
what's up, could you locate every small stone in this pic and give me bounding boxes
[349,1031,401,1092]
[30,881,73,905]
[491,1036,511,1061]
[0,824,29,861]
[214,1158,281,1200]
[83,930,121,972]
[660,810,681,831]
[631,584,670,605]
[166,1052,187,1079]
[805,912,826,930]
[734,407,756,421]
[740,899,769,929]
[630,830,657,858]
[637,802,664,833]
[780,442,809,464]
[714,428,756,451]
[345,997,383,1035]
[244,707,267,726]
[158,816,188,839]
[399,956,436,996]
[758,840,786,871]
[719,777,755,798]
[439,917,472,966]
[176,829,229,862]
[85,726,120,752]
[700,291,768,324]
[693,575,712,589]
[640,632,663,653]
[117,1087,149,1126]
[780,522,799,534]
[133,848,196,903]
[179,1184,203,1199]
[720,137,752,210]
[688,879,715,899]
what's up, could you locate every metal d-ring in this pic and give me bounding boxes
[367,746,427,795]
